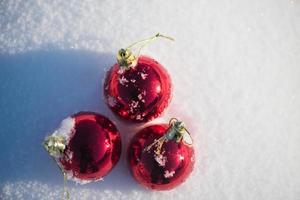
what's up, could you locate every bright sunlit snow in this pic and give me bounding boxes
[0,0,300,199]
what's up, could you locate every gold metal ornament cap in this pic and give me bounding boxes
[143,118,193,156]
[116,33,174,70]
[117,48,137,69]
[44,135,66,158]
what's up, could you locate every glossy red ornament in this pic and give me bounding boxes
[104,55,172,122]
[104,33,174,123]
[44,112,121,184]
[127,119,195,190]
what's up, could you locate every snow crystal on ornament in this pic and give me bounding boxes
[136,114,142,120]
[64,149,74,162]
[138,90,146,103]
[138,93,143,100]
[119,76,129,85]
[154,154,167,167]
[117,67,126,75]
[140,72,148,80]
[52,117,75,140]
[179,154,185,161]
[164,170,175,178]
[129,100,139,113]
[107,95,117,107]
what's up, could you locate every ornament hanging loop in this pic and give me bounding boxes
[143,118,192,156]
[126,33,174,50]
[43,136,70,200]
[62,171,70,200]
[117,33,174,69]
[169,118,178,126]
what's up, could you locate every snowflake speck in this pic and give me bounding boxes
[119,76,129,85]
[138,93,143,100]
[154,154,167,167]
[131,100,139,108]
[140,72,148,80]
[136,115,142,120]
[164,170,175,178]
[117,67,126,74]
[179,155,184,161]
[129,100,139,113]
[107,96,117,107]
[65,150,73,162]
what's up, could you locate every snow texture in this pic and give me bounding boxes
[50,117,75,143]
[0,0,300,199]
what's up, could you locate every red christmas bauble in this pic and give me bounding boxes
[104,55,172,122]
[127,119,195,190]
[44,112,121,184]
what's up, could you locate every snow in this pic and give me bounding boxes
[50,117,75,142]
[0,0,300,199]
[64,170,103,185]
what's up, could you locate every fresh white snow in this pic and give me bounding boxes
[0,0,300,199]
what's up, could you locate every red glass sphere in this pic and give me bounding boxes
[104,55,172,122]
[58,112,121,183]
[127,124,195,190]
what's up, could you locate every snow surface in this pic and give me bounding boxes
[0,0,300,199]
[49,117,75,143]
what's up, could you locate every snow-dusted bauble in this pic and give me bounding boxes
[127,118,195,190]
[104,33,173,122]
[44,112,121,184]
